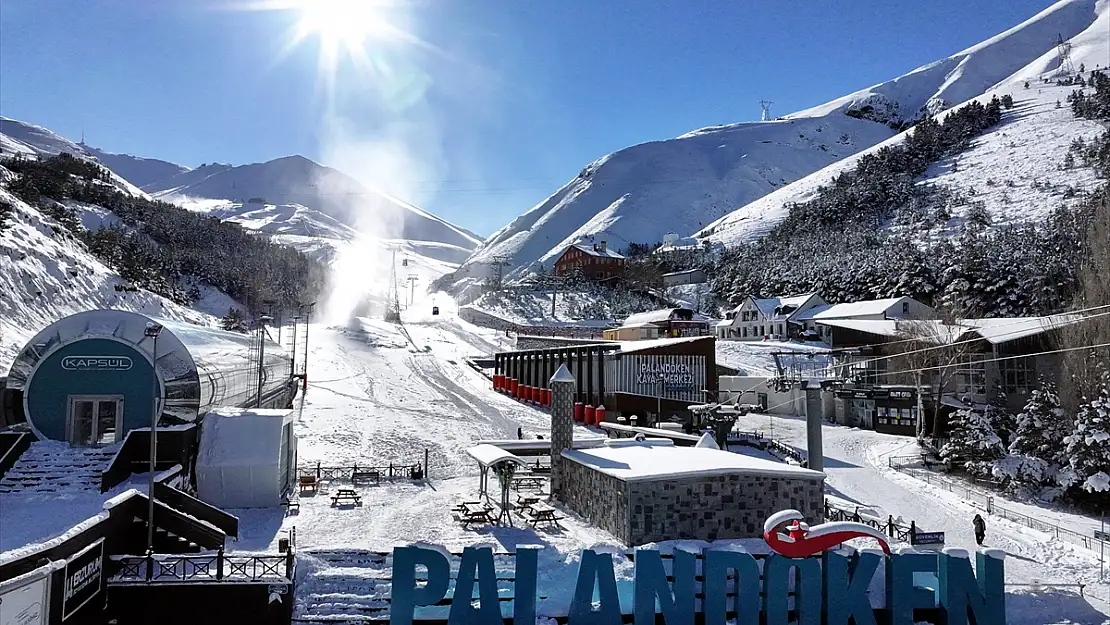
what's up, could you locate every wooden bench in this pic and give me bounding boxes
[352,470,381,486]
[331,488,363,506]
[454,502,494,529]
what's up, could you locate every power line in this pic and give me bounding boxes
[869,340,1110,382]
[827,304,1110,372]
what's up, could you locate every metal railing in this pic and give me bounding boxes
[823,500,936,545]
[887,456,1110,555]
[110,550,293,583]
[300,459,427,482]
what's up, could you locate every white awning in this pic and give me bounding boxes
[465,444,529,469]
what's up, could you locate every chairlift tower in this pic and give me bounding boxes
[759,100,774,122]
[1056,33,1075,76]
[406,274,419,308]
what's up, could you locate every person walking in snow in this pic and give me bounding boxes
[973,514,986,546]
[517,427,523,440]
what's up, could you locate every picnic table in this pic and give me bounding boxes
[331,488,363,506]
[352,469,380,486]
[526,502,564,529]
[510,475,546,491]
[452,501,495,529]
[515,493,542,513]
[299,474,318,494]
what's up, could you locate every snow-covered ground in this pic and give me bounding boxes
[715,339,832,377]
[735,411,1110,620]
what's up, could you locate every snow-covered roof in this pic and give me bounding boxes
[741,293,819,320]
[957,314,1085,344]
[714,319,733,327]
[662,268,704,277]
[617,335,712,354]
[814,319,905,337]
[622,308,683,326]
[465,444,530,468]
[561,443,823,482]
[571,243,625,260]
[799,297,907,321]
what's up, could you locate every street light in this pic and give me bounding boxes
[300,302,316,391]
[143,322,164,556]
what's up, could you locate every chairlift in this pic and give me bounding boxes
[432,306,440,316]
[402,258,409,267]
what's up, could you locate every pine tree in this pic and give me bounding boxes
[221,307,248,332]
[940,408,1006,478]
[1063,374,1110,495]
[1010,382,1071,463]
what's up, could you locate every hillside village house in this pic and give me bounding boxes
[799,296,935,340]
[553,241,626,282]
[604,307,711,341]
[715,293,826,340]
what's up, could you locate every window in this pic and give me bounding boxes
[777,323,783,335]
[902,301,910,315]
[1000,356,1034,395]
[743,327,748,338]
[67,395,124,445]
[956,356,987,397]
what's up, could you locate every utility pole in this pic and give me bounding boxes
[759,100,774,122]
[489,255,512,291]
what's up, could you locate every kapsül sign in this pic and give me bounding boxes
[389,545,1006,625]
[61,356,133,372]
[61,539,104,621]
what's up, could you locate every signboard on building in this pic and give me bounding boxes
[61,539,104,621]
[0,563,52,625]
[914,531,947,545]
[60,356,133,372]
[607,355,706,402]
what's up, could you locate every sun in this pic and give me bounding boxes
[293,0,395,51]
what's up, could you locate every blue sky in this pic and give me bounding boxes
[0,0,1055,235]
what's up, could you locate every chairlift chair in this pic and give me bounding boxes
[402,258,409,267]
[432,306,440,316]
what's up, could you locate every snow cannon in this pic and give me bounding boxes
[763,509,891,557]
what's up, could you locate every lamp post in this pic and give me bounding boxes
[143,322,164,556]
[300,302,315,390]
[290,315,301,379]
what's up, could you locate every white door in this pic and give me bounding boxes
[67,396,124,445]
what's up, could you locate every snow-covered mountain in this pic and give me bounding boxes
[445,0,1107,290]
[0,117,151,199]
[83,146,190,188]
[144,155,482,253]
[697,0,1109,246]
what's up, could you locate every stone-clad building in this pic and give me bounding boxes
[558,440,825,545]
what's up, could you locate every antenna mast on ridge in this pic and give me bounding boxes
[759,100,774,122]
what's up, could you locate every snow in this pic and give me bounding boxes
[800,297,908,320]
[0,183,226,372]
[694,432,719,450]
[715,339,831,377]
[82,145,190,189]
[197,409,291,466]
[0,117,150,199]
[561,442,824,482]
[698,1,1110,248]
[464,444,529,468]
[750,293,819,319]
[145,155,481,251]
[550,363,574,383]
[733,410,1110,621]
[615,335,709,354]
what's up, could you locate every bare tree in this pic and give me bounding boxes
[889,307,978,440]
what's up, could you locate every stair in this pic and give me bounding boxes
[294,551,392,622]
[126,519,203,553]
[292,550,523,623]
[0,441,118,494]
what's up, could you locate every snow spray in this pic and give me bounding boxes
[389,544,1006,625]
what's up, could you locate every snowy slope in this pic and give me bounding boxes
[0,117,151,199]
[0,174,228,372]
[145,155,482,251]
[445,0,1105,288]
[82,145,190,188]
[697,1,1110,246]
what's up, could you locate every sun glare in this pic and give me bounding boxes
[295,0,393,50]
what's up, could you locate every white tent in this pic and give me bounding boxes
[195,407,297,508]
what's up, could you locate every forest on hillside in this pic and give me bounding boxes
[0,152,328,313]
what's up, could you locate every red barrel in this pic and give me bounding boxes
[525,386,533,402]
[494,375,503,391]
[511,379,519,397]
[544,389,552,406]
[574,402,584,423]
[584,405,596,426]
[595,405,607,424]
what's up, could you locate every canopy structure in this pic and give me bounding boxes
[465,444,530,526]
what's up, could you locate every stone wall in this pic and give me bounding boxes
[559,456,630,543]
[626,473,824,545]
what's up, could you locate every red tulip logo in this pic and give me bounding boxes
[763,510,892,557]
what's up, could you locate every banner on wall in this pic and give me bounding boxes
[0,562,54,625]
[61,539,104,622]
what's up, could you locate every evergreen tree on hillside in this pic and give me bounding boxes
[940,408,1006,478]
[1063,374,1110,495]
[1010,381,1071,464]
[221,308,248,333]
